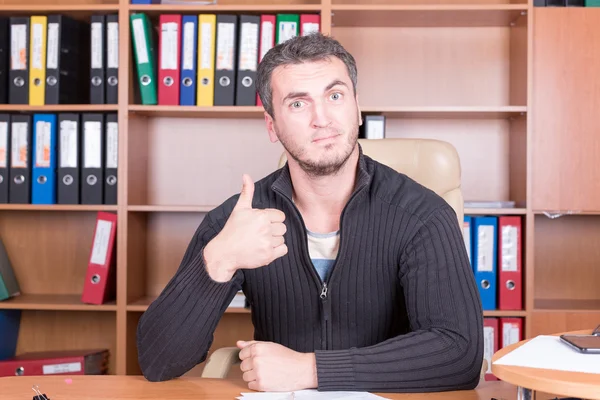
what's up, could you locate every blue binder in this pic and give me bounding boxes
[179,15,198,106]
[472,216,498,310]
[0,309,21,360]
[31,113,57,204]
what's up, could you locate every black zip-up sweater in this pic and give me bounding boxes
[137,145,484,392]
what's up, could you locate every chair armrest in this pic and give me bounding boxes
[201,347,241,378]
[480,359,488,382]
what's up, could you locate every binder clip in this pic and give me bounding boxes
[32,385,50,400]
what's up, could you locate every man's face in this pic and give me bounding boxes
[265,57,361,177]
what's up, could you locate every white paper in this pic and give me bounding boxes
[493,335,600,374]
[238,390,389,400]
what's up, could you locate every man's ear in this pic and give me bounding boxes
[265,112,279,143]
[356,94,362,126]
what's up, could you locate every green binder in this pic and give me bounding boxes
[585,0,600,5]
[130,13,158,105]
[276,14,299,45]
[0,238,20,301]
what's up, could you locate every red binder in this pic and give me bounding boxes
[256,14,275,107]
[81,212,117,305]
[0,349,109,376]
[300,14,320,36]
[498,216,522,310]
[158,14,182,105]
[500,317,523,348]
[483,318,498,381]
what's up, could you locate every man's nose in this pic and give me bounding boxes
[310,102,332,128]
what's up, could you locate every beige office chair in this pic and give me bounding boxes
[202,138,481,381]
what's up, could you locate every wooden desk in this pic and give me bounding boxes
[492,329,600,400]
[0,375,518,400]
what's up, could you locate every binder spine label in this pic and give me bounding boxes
[84,121,101,168]
[132,19,149,64]
[35,121,51,167]
[90,219,113,265]
[47,23,59,69]
[239,22,258,71]
[260,21,274,61]
[303,22,319,35]
[501,225,518,271]
[60,121,77,168]
[43,362,82,375]
[31,23,44,69]
[0,123,7,168]
[503,323,520,346]
[200,22,213,69]
[182,22,195,70]
[477,226,494,272]
[106,122,118,169]
[91,22,103,69]
[216,23,234,70]
[11,25,27,70]
[483,325,494,374]
[11,123,28,168]
[107,22,119,69]
[279,22,297,44]
[160,22,178,70]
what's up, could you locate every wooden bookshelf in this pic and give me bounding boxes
[0,0,598,381]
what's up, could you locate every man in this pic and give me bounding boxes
[136,32,484,393]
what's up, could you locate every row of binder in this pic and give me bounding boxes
[483,317,523,381]
[0,113,118,205]
[0,310,109,376]
[534,0,598,5]
[463,215,523,311]
[130,12,320,106]
[0,14,118,105]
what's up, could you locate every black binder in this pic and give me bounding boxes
[235,15,259,106]
[90,15,106,104]
[214,15,238,106]
[9,114,32,204]
[106,14,119,104]
[103,113,118,205]
[81,113,104,204]
[57,113,81,204]
[0,18,9,104]
[0,114,10,203]
[8,17,30,105]
[45,15,89,105]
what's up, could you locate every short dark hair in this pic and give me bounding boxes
[256,32,358,118]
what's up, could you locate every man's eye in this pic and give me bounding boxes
[331,92,342,100]
[291,101,303,108]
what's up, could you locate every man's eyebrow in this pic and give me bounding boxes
[281,80,349,105]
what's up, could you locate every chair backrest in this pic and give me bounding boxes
[277,138,463,228]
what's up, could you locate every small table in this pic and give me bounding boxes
[491,329,600,400]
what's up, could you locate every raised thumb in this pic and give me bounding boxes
[235,174,254,209]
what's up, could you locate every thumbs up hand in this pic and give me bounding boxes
[204,174,288,282]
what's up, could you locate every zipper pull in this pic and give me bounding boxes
[320,282,328,300]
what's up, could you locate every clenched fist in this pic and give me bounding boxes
[204,174,288,282]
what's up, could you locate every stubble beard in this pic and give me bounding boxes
[277,122,359,178]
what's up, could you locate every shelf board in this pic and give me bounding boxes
[483,310,527,317]
[361,106,527,119]
[0,204,117,212]
[127,296,250,313]
[128,205,216,212]
[0,4,119,13]
[129,105,265,119]
[534,299,600,312]
[465,207,527,215]
[331,4,528,27]
[0,104,119,113]
[0,294,117,311]
[129,105,526,119]
[129,4,321,13]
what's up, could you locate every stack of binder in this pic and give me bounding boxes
[463,215,524,311]
[0,14,119,105]
[0,113,118,205]
[130,12,320,106]
[482,316,524,381]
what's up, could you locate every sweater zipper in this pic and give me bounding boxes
[273,177,368,350]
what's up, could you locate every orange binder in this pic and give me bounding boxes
[81,212,117,305]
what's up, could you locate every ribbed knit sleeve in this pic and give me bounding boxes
[136,215,244,382]
[315,204,484,392]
